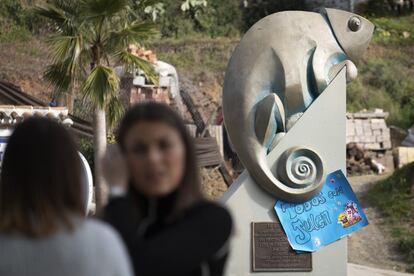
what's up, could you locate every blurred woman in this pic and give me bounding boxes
[102,102,233,276]
[0,118,132,276]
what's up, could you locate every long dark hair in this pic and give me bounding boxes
[117,102,203,219]
[0,118,84,238]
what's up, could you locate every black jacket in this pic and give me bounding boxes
[103,191,233,276]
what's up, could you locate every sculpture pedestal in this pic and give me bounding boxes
[221,70,348,276]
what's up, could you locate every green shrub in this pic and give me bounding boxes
[364,0,394,16]
[398,233,414,272]
[0,0,46,42]
[365,163,414,272]
[194,0,242,38]
[149,37,237,77]
[370,15,414,45]
[0,25,32,42]
[347,58,414,128]
[78,135,118,174]
[0,0,28,26]
[242,0,308,30]
[157,0,242,38]
[365,162,413,223]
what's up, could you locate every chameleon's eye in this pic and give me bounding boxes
[348,16,361,32]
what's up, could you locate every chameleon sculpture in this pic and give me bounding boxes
[223,8,374,202]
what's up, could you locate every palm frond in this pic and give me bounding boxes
[34,4,67,26]
[45,34,86,93]
[47,35,83,67]
[47,35,73,62]
[106,95,125,128]
[106,20,157,50]
[68,35,84,74]
[114,50,158,84]
[44,62,72,93]
[34,3,78,34]
[81,65,120,108]
[126,21,158,40]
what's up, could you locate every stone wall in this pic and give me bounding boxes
[346,109,394,172]
[346,109,392,150]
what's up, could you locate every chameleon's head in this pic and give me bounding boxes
[324,8,375,61]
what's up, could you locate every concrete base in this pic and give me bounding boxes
[221,69,348,275]
[223,172,347,276]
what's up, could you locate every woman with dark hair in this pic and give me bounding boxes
[0,118,132,276]
[102,102,233,276]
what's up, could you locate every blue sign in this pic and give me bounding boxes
[274,170,368,252]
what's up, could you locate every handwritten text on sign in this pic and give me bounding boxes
[274,170,368,252]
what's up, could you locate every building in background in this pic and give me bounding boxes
[117,45,185,114]
[0,106,93,213]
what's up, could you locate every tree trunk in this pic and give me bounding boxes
[93,107,108,212]
[66,86,75,114]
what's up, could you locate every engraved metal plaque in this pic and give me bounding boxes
[252,222,312,272]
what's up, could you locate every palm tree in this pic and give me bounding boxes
[36,0,158,211]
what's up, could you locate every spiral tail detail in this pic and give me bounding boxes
[277,147,325,191]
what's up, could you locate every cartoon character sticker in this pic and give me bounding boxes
[337,200,362,228]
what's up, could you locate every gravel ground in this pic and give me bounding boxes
[348,263,414,276]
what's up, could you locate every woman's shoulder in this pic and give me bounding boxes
[0,219,119,242]
[81,219,131,259]
[76,219,133,275]
[81,219,122,240]
[79,219,127,250]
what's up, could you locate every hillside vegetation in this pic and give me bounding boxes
[0,0,413,130]
[348,14,414,128]
[150,14,414,130]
